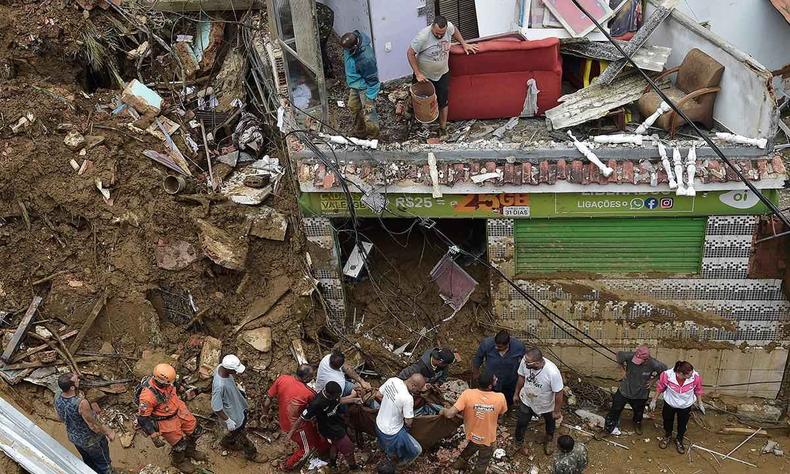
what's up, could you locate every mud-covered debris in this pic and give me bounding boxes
[126,41,150,60]
[119,431,135,448]
[246,206,287,241]
[173,42,200,78]
[196,219,248,270]
[121,79,162,115]
[155,239,199,271]
[10,113,35,134]
[241,327,272,352]
[198,335,222,379]
[84,135,105,151]
[64,131,86,149]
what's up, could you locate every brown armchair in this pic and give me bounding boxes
[637,48,724,137]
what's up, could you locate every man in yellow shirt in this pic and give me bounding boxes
[440,371,507,473]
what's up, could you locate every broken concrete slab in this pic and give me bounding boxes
[196,219,248,270]
[561,41,671,72]
[246,206,287,241]
[173,42,200,78]
[198,335,222,379]
[121,79,162,115]
[64,130,86,149]
[155,239,200,270]
[241,326,271,352]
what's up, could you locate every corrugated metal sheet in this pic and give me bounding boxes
[0,397,95,474]
[438,0,480,40]
[514,217,706,274]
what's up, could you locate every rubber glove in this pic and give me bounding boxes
[225,418,237,431]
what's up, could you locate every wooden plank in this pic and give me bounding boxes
[11,330,78,363]
[148,0,263,11]
[69,291,108,354]
[718,427,768,436]
[1,356,103,371]
[1,296,44,362]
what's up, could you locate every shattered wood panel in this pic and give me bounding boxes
[597,0,679,85]
[545,72,656,130]
[561,41,671,72]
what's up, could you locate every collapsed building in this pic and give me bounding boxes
[271,0,790,398]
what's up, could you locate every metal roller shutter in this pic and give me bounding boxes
[438,0,480,41]
[514,217,707,275]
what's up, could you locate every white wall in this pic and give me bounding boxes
[674,0,790,71]
[319,0,372,39]
[368,0,427,82]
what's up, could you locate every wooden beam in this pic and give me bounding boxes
[1,356,103,371]
[1,296,44,362]
[69,291,108,354]
[148,0,263,12]
[11,330,78,363]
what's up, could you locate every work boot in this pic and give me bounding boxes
[659,436,671,449]
[634,422,643,435]
[543,434,555,455]
[675,438,686,454]
[185,439,208,462]
[172,450,196,474]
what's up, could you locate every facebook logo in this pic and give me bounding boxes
[644,197,658,210]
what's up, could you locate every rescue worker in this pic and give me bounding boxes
[398,347,455,415]
[552,435,588,473]
[340,30,381,139]
[137,363,206,473]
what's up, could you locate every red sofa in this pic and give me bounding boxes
[447,37,562,121]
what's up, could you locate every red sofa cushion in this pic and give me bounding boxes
[447,37,562,121]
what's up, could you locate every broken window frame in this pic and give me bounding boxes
[268,0,328,126]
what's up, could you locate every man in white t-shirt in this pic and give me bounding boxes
[513,347,564,456]
[315,350,371,402]
[375,374,426,466]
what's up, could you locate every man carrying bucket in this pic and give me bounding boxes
[407,15,478,138]
[340,31,381,139]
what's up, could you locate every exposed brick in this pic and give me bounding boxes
[503,163,515,184]
[707,160,725,182]
[742,160,759,180]
[657,169,668,184]
[548,163,557,184]
[485,161,496,173]
[523,163,534,185]
[570,160,583,183]
[322,171,335,189]
[725,161,739,181]
[344,162,357,174]
[589,162,600,185]
[556,159,568,180]
[772,155,786,175]
[454,163,465,184]
[314,163,326,187]
[438,163,449,185]
[756,159,768,179]
[470,162,481,175]
[539,161,549,184]
[514,163,523,185]
[422,164,431,185]
[361,163,372,179]
[607,160,618,184]
[582,162,591,185]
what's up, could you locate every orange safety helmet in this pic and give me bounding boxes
[152,363,176,384]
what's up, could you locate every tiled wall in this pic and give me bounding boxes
[488,216,789,398]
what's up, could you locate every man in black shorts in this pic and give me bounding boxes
[407,15,477,138]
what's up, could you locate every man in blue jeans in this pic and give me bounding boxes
[55,373,115,473]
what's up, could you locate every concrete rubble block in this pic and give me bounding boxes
[737,402,783,422]
[10,112,35,134]
[64,131,85,149]
[575,409,605,429]
[241,326,272,352]
[155,239,200,270]
[246,206,288,241]
[173,42,200,78]
[198,335,222,379]
[121,79,163,115]
[196,219,248,270]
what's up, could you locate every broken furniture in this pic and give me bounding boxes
[637,48,724,137]
[447,36,562,121]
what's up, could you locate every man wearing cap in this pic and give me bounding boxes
[398,347,455,415]
[340,30,380,139]
[212,354,262,462]
[601,345,667,436]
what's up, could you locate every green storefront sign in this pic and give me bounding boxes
[299,189,778,218]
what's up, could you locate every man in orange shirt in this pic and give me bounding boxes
[440,371,507,473]
[137,363,206,473]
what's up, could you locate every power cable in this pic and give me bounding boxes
[569,0,790,229]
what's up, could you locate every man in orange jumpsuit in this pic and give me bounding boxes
[137,363,206,473]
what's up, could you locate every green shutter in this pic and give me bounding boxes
[514,217,706,275]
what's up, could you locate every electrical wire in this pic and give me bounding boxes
[569,0,790,230]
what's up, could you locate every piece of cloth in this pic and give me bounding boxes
[515,402,555,442]
[398,348,450,385]
[329,433,356,466]
[220,411,256,458]
[410,22,456,82]
[472,336,526,396]
[54,394,103,449]
[301,391,346,441]
[656,369,703,409]
[617,351,667,399]
[345,405,461,451]
[662,404,692,439]
[348,89,380,139]
[376,377,415,436]
[453,389,507,446]
[552,442,588,474]
[376,425,422,465]
[604,390,647,434]
[315,354,347,394]
[137,382,196,446]
[517,357,564,414]
[453,442,494,474]
[284,424,330,471]
[211,367,248,427]
[343,30,380,101]
[268,374,316,433]
[75,436,112,474]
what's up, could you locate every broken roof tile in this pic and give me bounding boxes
[538,161,549,184]
[771,155,786,175]
[557,159,568,180]
[503,163,515,185]
[570,160,583,184]
[548,163,557,185]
